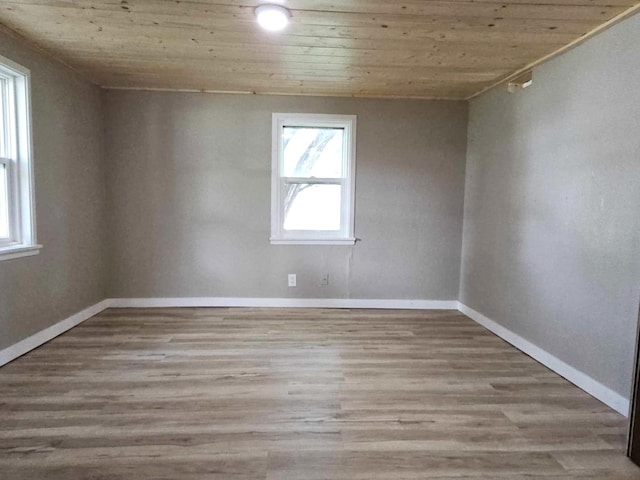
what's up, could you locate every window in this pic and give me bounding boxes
[0,54,38,261]
[271,113,356,245]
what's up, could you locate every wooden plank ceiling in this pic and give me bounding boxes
[0,0,638,99]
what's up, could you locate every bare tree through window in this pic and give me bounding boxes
[283,127,340,219]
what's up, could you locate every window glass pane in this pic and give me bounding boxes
[283,127,344,178]
[283,183,341,231]
[0,78,6,158]
[0,164,9,239]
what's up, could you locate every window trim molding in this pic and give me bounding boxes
[0,54,40,261]
[270,112,357,245]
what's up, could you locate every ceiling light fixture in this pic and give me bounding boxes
[255,4,291,32]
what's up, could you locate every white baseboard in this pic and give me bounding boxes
[0,299,111,367]
[108,297,459,310]
[458,302,630,417]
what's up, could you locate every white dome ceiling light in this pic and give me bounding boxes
[255,4,291,32]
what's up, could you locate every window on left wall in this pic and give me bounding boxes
[0,54,39,261]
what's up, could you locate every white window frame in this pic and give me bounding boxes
[270,113,356,245]
[0,54,39,261]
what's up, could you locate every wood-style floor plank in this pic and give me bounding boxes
[0,307,637,479]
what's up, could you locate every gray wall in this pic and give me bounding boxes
[0,29,108,350]
[104,92,468,300]
[460,14,640,397]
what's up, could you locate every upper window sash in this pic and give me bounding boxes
[280,124,348,180]
[0,75,11,160]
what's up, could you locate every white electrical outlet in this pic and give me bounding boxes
[320,274,329,286]
[288,274,297,287]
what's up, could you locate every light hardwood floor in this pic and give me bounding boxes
[0,308,638,479]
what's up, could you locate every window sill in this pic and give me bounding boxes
[0,244,42,261]
[270,238,356,246]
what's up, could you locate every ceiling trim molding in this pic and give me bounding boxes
[101,85,466,102]
[0,22,97,87]
[467,4,640,101]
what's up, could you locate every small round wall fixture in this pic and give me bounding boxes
[255,4,291,32]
